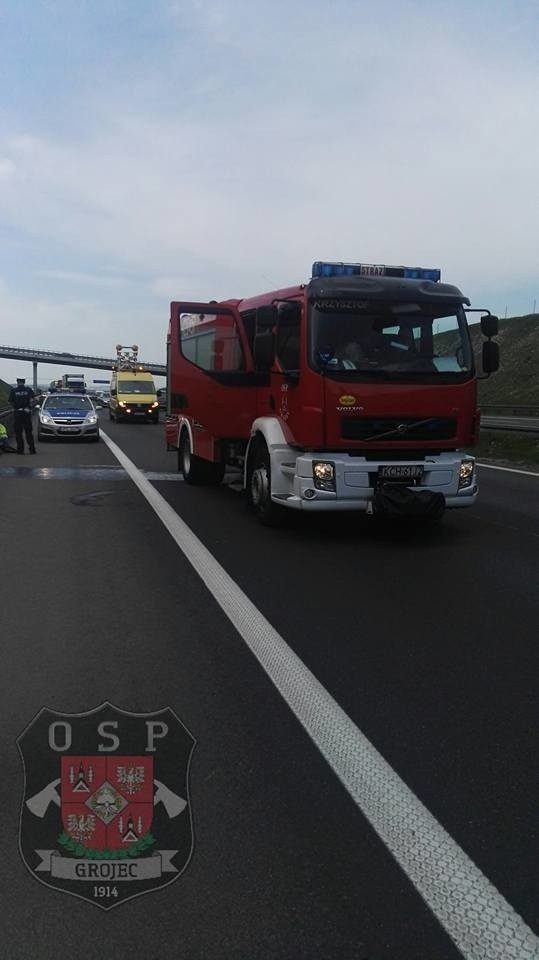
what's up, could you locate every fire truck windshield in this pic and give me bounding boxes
[309,300,473,380]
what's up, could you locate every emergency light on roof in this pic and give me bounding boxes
[311,261,441,282]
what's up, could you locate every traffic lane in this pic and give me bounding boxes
[98,415,180,474]
[104,416,539,537]
[144,477,538,935]
[91,425,539,926]
[475,464,539,537]
[1,473,462,959]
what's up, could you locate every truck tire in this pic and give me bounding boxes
[179,431,224,486]
[247,441,284,526]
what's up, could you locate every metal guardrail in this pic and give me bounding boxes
[481,404,539,417]
[480,416,539,434]
[2,406,537,435]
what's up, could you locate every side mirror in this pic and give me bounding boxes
[254,331,274,370]
[481,314,498,338]
[482,339,499,374]
[256,305,276,331]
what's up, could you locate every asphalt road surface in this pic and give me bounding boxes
[1,412,538,960]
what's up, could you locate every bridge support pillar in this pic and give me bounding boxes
[32,361,38,392]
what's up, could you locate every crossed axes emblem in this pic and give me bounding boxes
[26,778,186,819]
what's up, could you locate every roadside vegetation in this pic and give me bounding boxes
[473,313,539,405]
[469,431,539,470]
[0,378,11,408]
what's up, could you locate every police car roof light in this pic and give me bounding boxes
[311,261,441,282]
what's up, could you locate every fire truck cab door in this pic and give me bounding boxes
[171,301,259,457]
[269,299,319,445]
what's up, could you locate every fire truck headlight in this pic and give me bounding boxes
[459,458,475,488]
[313,461,336,491]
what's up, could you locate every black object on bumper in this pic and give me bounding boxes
[374,483,445,521]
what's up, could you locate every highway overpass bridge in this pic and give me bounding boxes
[0,344,166,388]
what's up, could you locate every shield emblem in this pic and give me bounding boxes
[17,702,196,909]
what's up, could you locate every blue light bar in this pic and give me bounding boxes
[311,261,441,282]
[403,267,441,281]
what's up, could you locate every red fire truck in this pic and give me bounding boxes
[165,261,499,524]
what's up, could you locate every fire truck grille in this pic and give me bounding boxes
[341,416,458,441]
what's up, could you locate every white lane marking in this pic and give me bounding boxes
[477,462,539,477]
[101,431,539,960]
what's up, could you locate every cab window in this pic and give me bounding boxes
[179,311,245,372]
[275,302,301,371]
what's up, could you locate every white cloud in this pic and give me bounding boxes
[37,269,126,287]
[0,0,538,381]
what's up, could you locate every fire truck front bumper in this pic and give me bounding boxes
[272,452,478,514]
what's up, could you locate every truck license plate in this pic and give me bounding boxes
[378,465,424,480]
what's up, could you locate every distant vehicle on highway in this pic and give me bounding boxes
[109,370,159,423]
[156,388,167,411]
[37,393,100,442]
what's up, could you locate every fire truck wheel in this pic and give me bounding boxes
[248,443,284,526]
[179,431,224,485]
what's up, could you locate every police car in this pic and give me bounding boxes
[37,393,100,442]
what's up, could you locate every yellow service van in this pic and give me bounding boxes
[109,369,159,423]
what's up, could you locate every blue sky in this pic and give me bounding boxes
[1,0,538,384]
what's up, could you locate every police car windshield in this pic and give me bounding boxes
[118,381,156,394]
[45,396,92,409]
[309,300,473,380]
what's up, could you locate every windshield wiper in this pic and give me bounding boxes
[364,417,440,442]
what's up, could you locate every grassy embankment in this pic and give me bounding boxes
[470,313,539,469]
[0,378,11,409]
[470,431,539,469]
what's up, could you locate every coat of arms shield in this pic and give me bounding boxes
[17,702,195,909]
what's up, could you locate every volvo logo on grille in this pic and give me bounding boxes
[396,423,408,433]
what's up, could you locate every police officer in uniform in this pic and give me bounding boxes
[8,377,36,454]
